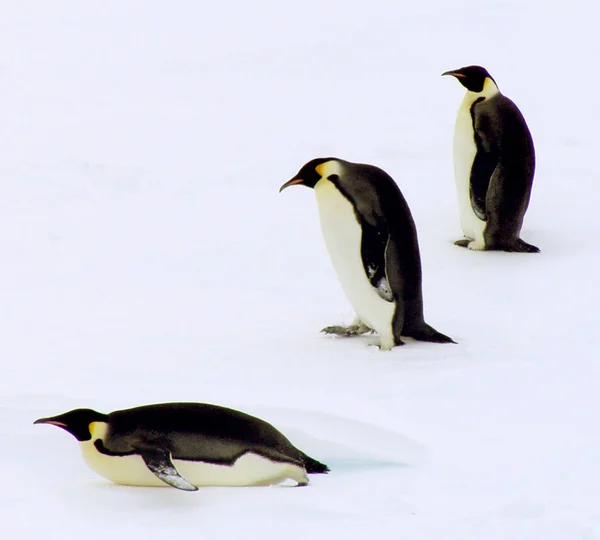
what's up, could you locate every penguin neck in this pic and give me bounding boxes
[79,421,108,466]
[462,77,500,106]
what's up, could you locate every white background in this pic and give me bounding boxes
[1,1,599,538]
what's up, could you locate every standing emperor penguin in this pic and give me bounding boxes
[35,402,329,491]
[443,65,539,252]
[280,158,455,351]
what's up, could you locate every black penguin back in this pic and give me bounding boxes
[102,403,328,470]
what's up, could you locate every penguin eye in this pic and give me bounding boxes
[328,174,340,182]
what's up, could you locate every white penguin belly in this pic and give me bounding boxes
[80,441,308,487]
[314,178,395,346]
[453,97,486,246]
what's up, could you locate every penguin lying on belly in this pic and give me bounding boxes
[35,402,329,491]
[280,158,455,351]
[443,65,539,253]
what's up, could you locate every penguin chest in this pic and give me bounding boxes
[453,96,486,243]
[314,179,395,335]
[80,441,308,487]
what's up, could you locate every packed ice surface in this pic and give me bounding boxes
[1,1,599,539]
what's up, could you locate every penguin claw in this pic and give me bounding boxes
[321,324,375,337]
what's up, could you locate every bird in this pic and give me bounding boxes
[443,65,539,252]
[280,157,455,350]
[35,402,329,491]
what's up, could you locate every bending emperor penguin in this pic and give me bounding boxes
[34,402,329,491]
[280,158,455,351]
[443,65,539,252]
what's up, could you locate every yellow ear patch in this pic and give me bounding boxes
[315,161,338,177]
[89,422,107,439]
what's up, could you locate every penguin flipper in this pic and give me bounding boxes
[360,220,394,302]
[470,103,499,220]
[469,151,497,220]
[138,447,198,491]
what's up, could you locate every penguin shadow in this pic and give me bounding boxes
[90,478,319,513]
[92,481,240,507]
[322,458,410,472]
[319,330,455,352]
[319,331,380,350]
[254,407,427,474]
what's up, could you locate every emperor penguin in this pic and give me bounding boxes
[279,158,455,351]
[34,402,329,491]
[443,65,539,252]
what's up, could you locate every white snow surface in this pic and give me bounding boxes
[2,1,600,539]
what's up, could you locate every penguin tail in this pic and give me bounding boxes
[514,239,540,253]
[404,323,457,344]
[489,239,540,253]
[301,453,330,474]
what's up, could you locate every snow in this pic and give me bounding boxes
[2,1,599,538]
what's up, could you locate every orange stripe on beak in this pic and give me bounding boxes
[442,71,466,78]
[279,177,304,192]
[34,418,67,427]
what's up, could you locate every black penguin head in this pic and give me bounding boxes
[279,157,339,191]
[442,65,497,93]
[34,408,109,442]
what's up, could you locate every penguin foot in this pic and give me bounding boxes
[378,336,403,351]
[296,478,309,487]
[454,238,470,248]
[321,324,374,337]
[454,238,486,250]
[467,240,486,251]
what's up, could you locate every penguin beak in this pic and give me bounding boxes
[441,70,466,79]
[279,175,304,192]
[34,417,67,428]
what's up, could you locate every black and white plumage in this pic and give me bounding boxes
[280,158,455,350]
[443,65,539,253]
[35,402,329,490]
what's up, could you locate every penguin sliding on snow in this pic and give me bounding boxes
[280,158,455,351]
[443,65,539,252]
[35,402,329,491]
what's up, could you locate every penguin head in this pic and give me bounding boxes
[279,158,340,191]
[442,65,498,93]
[34,408,109,442]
